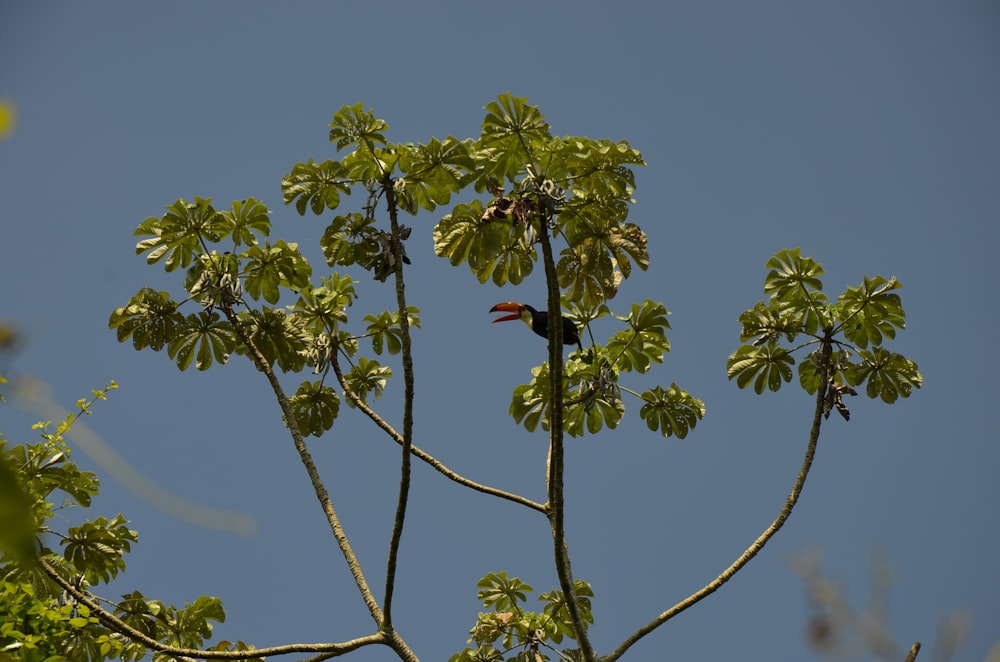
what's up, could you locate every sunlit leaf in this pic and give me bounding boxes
[638,384,705,439]
[727,342,795,393]
[836,275,905,349]
[167,311,236,371]
[848,347,922,403]
[288,380,340,437]
[281,158,351,215]
[108,287,185,352]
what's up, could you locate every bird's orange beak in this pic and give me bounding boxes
[489,302,523,323]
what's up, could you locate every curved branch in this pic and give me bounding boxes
[537,218,597,662]
[37,556,386,659]
[603,336,833,662]
[220,302,384,627]
[331,352,545,513]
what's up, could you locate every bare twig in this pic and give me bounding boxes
[604,334,834,662]
[331,352,545,512]
[904,641,921,662]
[220,301,386,629]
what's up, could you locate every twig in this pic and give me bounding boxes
[604,333,834,661]
[331,353,545,512]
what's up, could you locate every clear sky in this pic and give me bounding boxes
[2,3,998,660]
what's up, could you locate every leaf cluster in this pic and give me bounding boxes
[449,572,594,662]
[509,300,704,438]
[727,248,922,417]
[0,387,245,661]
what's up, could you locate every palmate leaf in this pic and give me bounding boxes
[763,247,825,303]
[281,158,351,215]
[109,287,185,352]
[135,197,228,272]
[477,93,551,183]
[328,102,388,152]
[363,307,421,355]
[848,347,922,403]
[638,384,705,439]
[293,274,355,334]
[836,275,905,349]
[564,393,625,437]
[540,580,595,642]
[167,311,236,371]
[62,515,138,584]
[236,308,311,373]
[727,342,796,393]
[344,357,391,406]
[219,197,271,247]
[320,212,379,268]
[398,136,475,212]
[434,201,537,285]
[558,136,645,190]
[288,380,340,437]
[739,300,805,345]
[172,595,226,649]
[605,300,671,374]
[476,572,533,612]
[243,240,312,304]
[510,364,552,433]
[557,241,621,306]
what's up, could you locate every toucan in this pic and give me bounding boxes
[490,302,582,350]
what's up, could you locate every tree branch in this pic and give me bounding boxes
[382,178,413,631]
[331,352,546,512]
[603,334,833,662]
[904,641,921,662]
[37,556,386,659]
[220,301,385,628]
[538,217,597,662]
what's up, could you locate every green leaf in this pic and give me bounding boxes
[328,102,388,152]
[605,300,671,374]
[763,247,825,303]
[836,275,905,349]
[167,311,236,371]
[281,158,351,215]
[134,197,227,272]
[478,93,551,182]
[433,201,536,285]
[62,515,138,584]
[476,571,533,611]
[243,241,312,304]
[236,308,311,373]
[363,307,421,355]
[849,347,922,403]
[288,381,340,437]
[219,197,271,247]
[109,287,185,352]
[727,342,796,393]
[320,213,379,268]
[398,136,475,212]
[539,580,595,642]
[293,273,355,333]
[638,384,705,439]
[344,357,392,405]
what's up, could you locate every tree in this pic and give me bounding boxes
[0,94,923,661]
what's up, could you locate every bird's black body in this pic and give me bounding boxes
[490,302,582,350]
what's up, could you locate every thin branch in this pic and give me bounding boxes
[331,351,545,513]
[382,177,413,630]
[220,302,385,627]
[603,334,834,662]
[538,217,597,662]
[904,641,921,662]
[37,556,386,659]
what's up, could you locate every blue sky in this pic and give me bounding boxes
[2,2,998,660]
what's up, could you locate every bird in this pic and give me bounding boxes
[489,302,582,350]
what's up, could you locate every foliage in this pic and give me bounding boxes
[449,572,594,662]
[1,95,924,661]
[0,385,255,661]
[727,248,921,420]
